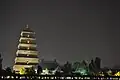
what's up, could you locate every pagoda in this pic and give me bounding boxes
[13,25,39,73]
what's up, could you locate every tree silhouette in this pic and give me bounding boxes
[5,67,12,75]
[63,61,72,75]
[37,65,42,75]
[0,53,3,75]
[25,67,35,75]
[72,62,81,71]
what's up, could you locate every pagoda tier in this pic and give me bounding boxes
[13,25,39,73]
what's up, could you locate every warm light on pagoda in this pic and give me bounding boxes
[27,47,29,50]
[27,61,29,64]
[27,35,30,37]
[13,25,39,73]
[27,40,30,43]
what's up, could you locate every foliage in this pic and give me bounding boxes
[5,67,11,72]
[19,67,26,75]
[63,61,72,75]
[72,62,80,72]
[25,67,35,75]
[107,70,112,76]
[19,67,36,75]
[5,67,12,75]
[73,67,89,75]
[37,65,42,75]
[114,71,120,76]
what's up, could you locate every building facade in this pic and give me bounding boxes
[13,25,39,73]
[39,59,62,75]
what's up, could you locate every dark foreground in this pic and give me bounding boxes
[0,75,120,80]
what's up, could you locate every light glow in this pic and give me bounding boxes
[19,37,36,42]
[16,50,38,55]
[41,68,50,75]
[27,40,30,43]
[114,71,120,76]
[18,43,37,48]
[21,31,35,36]
[15,57,39,63]
[13,65,33,72]
[19,67,26,75]
[27,47,29,49]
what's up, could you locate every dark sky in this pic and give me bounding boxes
[0,0,120,69]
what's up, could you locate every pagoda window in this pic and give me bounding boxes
[27,61,29,64]
[20,40,36,44]
[22,33,31,36]
[21,33,35,38]
[18,46,37,51]
[27,41,30,43]
[27,47,29,50]
[23,29,34,32]
[17,54,38,58]
[27,35,30,37]
[22,36,35,38]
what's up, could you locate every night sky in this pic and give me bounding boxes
[0,0,120,69]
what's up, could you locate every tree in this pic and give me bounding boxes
[72,60,90,76]
[63,61,72,75]
[25,67,35,75]
[72,62,81,71]
[89,59,96,74]
[37,65,42,75]
[74,67,88,75]
[0,53,3,75]
[106,70,112,76]
[19,67,26,75]
[5,67,12,75]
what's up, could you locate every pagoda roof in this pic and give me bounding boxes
[22,24,34,32]
[39,60,60,70]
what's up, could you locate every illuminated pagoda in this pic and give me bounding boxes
[13,25,39,73]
